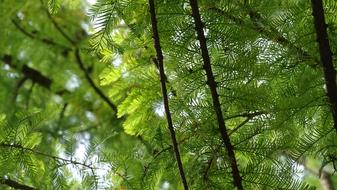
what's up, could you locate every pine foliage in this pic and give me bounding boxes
[1,0,337,189]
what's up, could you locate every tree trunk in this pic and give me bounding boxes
[311,0,337,133]
[188,0,243,189]
[148,0,189,189]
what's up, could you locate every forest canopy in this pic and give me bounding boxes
[1,0,337,189]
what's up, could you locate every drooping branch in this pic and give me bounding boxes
[188,0,243,189]
[0,177,36,190]
[148,0,189,189]
[311,0,337,134]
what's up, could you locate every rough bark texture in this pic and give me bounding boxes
[148,0,189,189]
[311,0,337,134]
[188,0,243,189]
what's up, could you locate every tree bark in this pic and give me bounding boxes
[2,55,52,89]
[148,0,189,189]
[0,177,36,190]
[311,0,337,134]
[320,171,335,190]
[188,0,243,189]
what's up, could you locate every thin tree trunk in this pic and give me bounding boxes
[311,0,337,134]
[148,0,189,189]
[188,0,243,189]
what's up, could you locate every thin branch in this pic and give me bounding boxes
[75,49,117,112]
[203,154,215,180]
[11,19,70,50]
[12,77,28,102]
[21,65,53,89]
[40,2,118,112]
[40,0,76,46]
[148,0,189,189]
[226,111,266,120]
[12,18,118,113]
[0,177,36,190]
[311,0,337,134]
[209,7,319,68]
[0,143,94,169]
[228,111,266,136]
[1,142,98,188]
[25,82,35,109]
[56,103,68,131]
[229,118,250,136]
[204,113,258,180]
[0,142,97,183]
[247,9,318,66]
[13,3,119,113]
[189,0,243,189]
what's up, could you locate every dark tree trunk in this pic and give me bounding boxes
[188,0,243,189]
[311,0,337,133]
[148,0,189,189]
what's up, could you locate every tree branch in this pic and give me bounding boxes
[13,5,118,113]
[189,0,243,189]
[209,7,319,68]
[75,49,117,112]
[148,0,189,189]
[0,177,36,190]
[226,111,266,120]
[40,3,118,113]
[0,142,96,178]
[1,55,52,90]
[12,77,28,103]
[11,19,70,50]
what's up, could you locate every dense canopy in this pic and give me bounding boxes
[1,0,337,189]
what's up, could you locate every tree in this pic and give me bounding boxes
[1,0,337,189]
